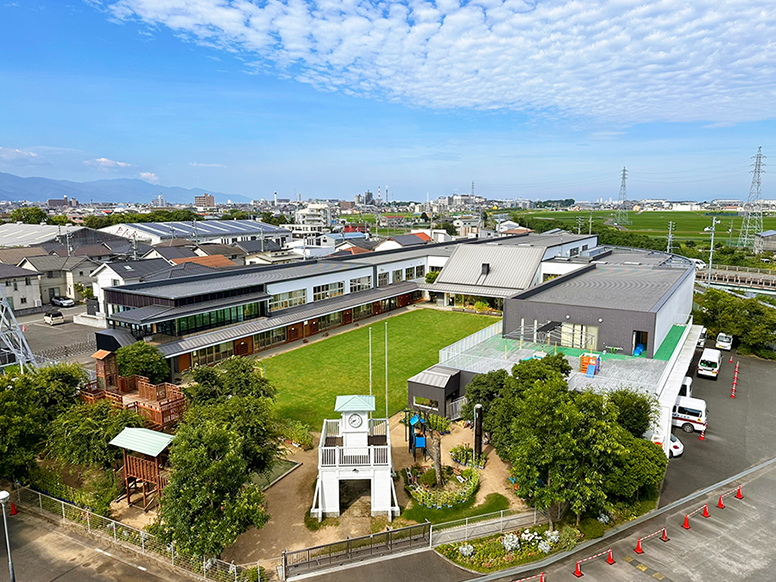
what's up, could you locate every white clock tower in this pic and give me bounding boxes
[311,395,399,520]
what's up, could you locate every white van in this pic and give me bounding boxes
[673,396,708,433]
[697,348,722,380]
[689,258,707,271]
[679,376,693,398]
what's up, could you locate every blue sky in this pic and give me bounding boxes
[1,0,775,202]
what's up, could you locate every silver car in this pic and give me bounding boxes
[715,332,733,351]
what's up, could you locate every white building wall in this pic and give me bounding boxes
[265,266,374,303]
[540,236,598,260]
[1,276,42,311]
[375,257,428,283]
[653,271,694,353]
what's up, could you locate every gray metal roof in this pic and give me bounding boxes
[106,220,290,240]
[516,261,691,312]
[332,244,456,265]
[0,224,83,247]
[0,246,48,264]
[498,232,596,248]
[109,290,271,325]
[157,281,418,357]
[758,230,776,238]
[436,244,544,290]
[335,395,375,412]
[111,260,364,300]
[236,239,281,253]
[109,427,174,457]
[141,262,217,281]
[145,246,197,260]
[18,255,96,272]
[0,263,39,279]
[417,282,522,298]
[387,234,427,247]
[407,365,460,388]
[91,259,172,279]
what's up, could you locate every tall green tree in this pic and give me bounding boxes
[156,420,269,557]
[610,388,659,438]
[606,430,667,500]
[0,378,45,480]
[116,342,169,384]
[563,391,624,526]
[184,356,275,405]
[48,401,145,467]
[9,207,48,224]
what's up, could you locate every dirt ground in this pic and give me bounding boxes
[224,413,525,562]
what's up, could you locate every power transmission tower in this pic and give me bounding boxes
[615,167,631,226]
[667,221,675,253]
[737,147,766,250]
[0,286,37,372]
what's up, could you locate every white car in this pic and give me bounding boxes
[669,434,684,458]
[715,332,733,351]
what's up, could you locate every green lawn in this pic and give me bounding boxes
[260,309,494,428]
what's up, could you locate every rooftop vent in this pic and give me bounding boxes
[481,263,490,275]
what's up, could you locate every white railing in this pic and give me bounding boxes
[439,320,503,364]
[319,445,391,467]
[369,418,388,436]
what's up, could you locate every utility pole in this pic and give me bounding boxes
[667,221,675,254]
[588,210,593,235]
[707,218,720,284]
[576,216,583,235]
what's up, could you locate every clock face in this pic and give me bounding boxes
[348,413,363,428]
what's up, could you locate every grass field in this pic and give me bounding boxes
[261,309,494,428]
[519,209,776,243]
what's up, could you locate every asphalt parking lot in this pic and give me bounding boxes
[660,347,776,506]
[14,305,98,365]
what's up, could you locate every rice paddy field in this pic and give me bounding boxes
[517,210,776,243]
[261,309,494,428]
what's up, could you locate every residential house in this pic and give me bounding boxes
[193,243,247,265]
[373,234,429,252]
[142,246,198,262]
[18,256,100,304]
[0,264,42,313]
[91,259,172,315]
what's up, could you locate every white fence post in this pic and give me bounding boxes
[465,517,469,541]
[429,524,433,548]
[61,500,66,522]
[38,491,42,511]
[500,510,504,533]
[113,521,117,542]
[87,510,91,533]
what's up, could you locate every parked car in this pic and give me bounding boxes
[696,327,707,349]
[669,434,684,458]
[51,296,75,307]
[697,348,722,379]
[679,376,693,398]
[673,395,708,433]
[43,311,65,326]
[715,332,733,351]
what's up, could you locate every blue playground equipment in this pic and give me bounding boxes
[408,414,427,461]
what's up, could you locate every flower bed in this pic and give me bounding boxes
[405,466,479,508]
[437,527,562,572]
[449,444,487,469]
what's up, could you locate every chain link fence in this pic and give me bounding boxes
[14,487,263,582]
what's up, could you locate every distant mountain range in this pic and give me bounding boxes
[0,171,250,205]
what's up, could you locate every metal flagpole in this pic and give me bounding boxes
[385,322,389,419]
[369,327,373,396]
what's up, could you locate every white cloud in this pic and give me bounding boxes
[104,0,776,125]
[0,147,46,165]
[84,157,132,169]
[140,171,159,184]
[189,162,226,167]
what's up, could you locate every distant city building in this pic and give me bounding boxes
[48,196,69,209]
[152,194,167,207]
[194,193,215,208]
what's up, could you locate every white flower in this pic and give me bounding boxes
[458,544,475,557]
[502,533,521,552]
[538,540,552,554]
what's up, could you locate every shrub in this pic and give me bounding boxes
[501,532,520,552]
[558,526,580,551]
[474,301,489,313]
[282,420,313,450]
[578,517,605,539]
[419,468,437,488]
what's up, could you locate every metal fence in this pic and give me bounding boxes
[429,507,547,546]
[13,487,261,582]
[34,335,97,361]
[439,320,503,364]
[282,522,431,578]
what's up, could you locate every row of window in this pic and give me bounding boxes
[270,289,307,311]
[174,302,262,336]
[313,281,345,302]
[378,265,425,286]
[349,276,372,293]
[318,311,343,331]
[192,341,234,366]
[254,327,287,350]
[4,278,31,291]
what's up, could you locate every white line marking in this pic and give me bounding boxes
[137,566,147,571]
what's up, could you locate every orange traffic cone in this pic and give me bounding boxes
[606,549,616,565]
[717,495,725,509]
[736,486,744,500]
[634,538,643,554]
[9,502,17,516]
[573,560,583,578]
[682,514,690,529]
[539,574,545,582]
[729,355,733,363]
[702,504,710,518]
[661,528,669,542]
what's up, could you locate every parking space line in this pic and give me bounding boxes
[623,555,674,582]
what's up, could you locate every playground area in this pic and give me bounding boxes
[222,411,523,564]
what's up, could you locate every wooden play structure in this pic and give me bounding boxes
[80,351,186,430]
[110,427,174,511]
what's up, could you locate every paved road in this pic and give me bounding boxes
[0,512,193,582]
[660,350,776,506]
[15,305,99,365]
[305,549,471,582]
